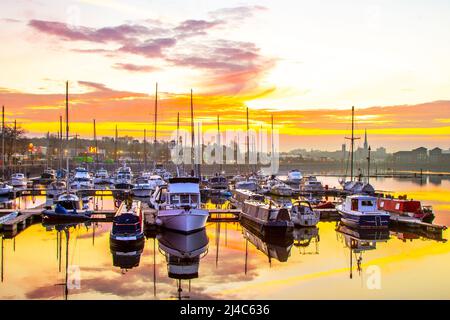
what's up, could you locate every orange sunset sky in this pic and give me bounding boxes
[1,0,450,151]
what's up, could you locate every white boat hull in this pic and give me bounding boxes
[157,209,209,233]
[131,188,152,197]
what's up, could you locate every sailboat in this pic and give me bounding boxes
[341,107,375,195]
[42,82,92,222]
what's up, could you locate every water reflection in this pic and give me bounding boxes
[157,229,209,299]
[293,227,320,255]
[336,223,390,279]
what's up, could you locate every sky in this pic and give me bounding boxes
[1,0,450,152]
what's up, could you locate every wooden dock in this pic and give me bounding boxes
[389,215,447,233]
[0,211,41,235]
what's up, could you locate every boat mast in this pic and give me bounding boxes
[217,114,222,173]
[1,106,5,180]
[190,89,195,177]
[271,115,274,173]
[59,115,63,171]
[367,145,371,185]
[345,106,360,182]
[246,107,250,173]
[114,125,118,165]
[93,119,98,168]
[143,129,147,170]
[65,82,69,192]
[153,83,158,167]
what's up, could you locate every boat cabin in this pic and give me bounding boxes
[111,200,143,237]
[152,177,201,209]
[345,195,379,213]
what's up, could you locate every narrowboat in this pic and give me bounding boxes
[377,196,435,223]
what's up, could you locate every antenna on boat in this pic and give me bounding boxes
[345,106,360,182]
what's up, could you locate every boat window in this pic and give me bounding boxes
[180,194,190,204]
[170,194,180,205]
[361,200,374,207]
[351,199,359,211]
[190,194,199,205]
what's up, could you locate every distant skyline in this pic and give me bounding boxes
[1,0,450,152]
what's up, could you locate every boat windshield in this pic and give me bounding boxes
[112,214,141,234]
[57,200,82,210]
[169,193,199,206]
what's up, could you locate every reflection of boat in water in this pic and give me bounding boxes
[110,236,145,272]
[158,229,209,299]
[336,223,390,279]
[293,227,320,254]
[389,224,447,243]
[241,225,294,263]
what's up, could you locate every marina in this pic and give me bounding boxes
[0,175,449,299]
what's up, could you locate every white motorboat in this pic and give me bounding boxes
[10,173,27,188]
[0,182,13,196]
[153,177,209,233]
[93,168,111,185]
[70,167,93,190]
[235,178,258,192]
[336,194,390,229]
[114,165,133,189]
[300,176,324,193]
[342,180,375,195]
[269,181,294,197]
[287,169,303,184]
[46,180,67,198]
[131,177,154,197]
[42,192,92,221]
[291,200,320,227]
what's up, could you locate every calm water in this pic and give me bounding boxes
[0,177,449,300]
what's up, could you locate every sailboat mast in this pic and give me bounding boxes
[246,107,250,173]
[114,125,118,164]
[1,105,4,180]
[143,129,147,170]
[350,106,354,181]
[271,115,274,164]
[190,89,195,176]
[154,82,158,144]
[217,115,222,173]
[93,119,98,167]
[65,81,69,142]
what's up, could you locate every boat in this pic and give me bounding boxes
[42,192,92,222]
[290,200,320,227]
[336,194,390,229]
[110,200,144,248]
[377,196,435,223]
[287,169,302,185]
[235,178,258,192]
[269,181,294,197]
[208,174,228,190]
[0,211,19,225]
[70,167,93,190]
[153,177,209,233]
[240,197,294,235]
[131,177,154,197]
[148,175,165,189]
[10,173,27,188]
[342,180,375,195]
[114,165,133,189]
[93,168,111,185]
[46,180,67,198]
[0,182,13,196]
[300,176,324,193]
[34,169,56,186]
[110,241,144,271]
[232,189,265,204]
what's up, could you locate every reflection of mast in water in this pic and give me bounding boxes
[1,235,4,283]
[336,223,389,280]
[244,239,248,275]
[215,222,221,268]
[153,238,156,297]
[293,227,320,255]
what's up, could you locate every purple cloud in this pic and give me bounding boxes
[113,63,159,72]
[120,38,176,58]
[209,5,268,20]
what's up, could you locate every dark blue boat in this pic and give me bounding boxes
[110,200,144,248]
